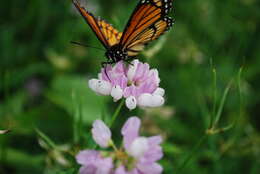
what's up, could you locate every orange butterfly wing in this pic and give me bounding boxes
[73,0,122,48]
[120,0,173,56]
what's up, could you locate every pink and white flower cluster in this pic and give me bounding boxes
[76,117,163,174]
[88,60,165,110]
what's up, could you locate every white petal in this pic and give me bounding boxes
[137,93,153,107]
[125,96,137,110]
[127,59,139,81]
[128,137,148,159]
[111,85,123,101]
[150,95,165,107]
[98,73,102,79]
[138,94,165,107]
[95,80,112,95]
[88,79,99,91]
[153,88,165,96]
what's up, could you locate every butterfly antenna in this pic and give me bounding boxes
[70,41,105,51]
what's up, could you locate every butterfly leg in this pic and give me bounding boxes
[124,56,136,66]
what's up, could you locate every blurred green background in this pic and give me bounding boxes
[1,0,260,173]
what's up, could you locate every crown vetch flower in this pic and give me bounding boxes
[88,60,165,110]
[76,116,164,174]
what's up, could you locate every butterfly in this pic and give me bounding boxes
[72,0,174,67]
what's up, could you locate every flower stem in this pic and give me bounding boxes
[110,140,119,152]
[109,99,124,127]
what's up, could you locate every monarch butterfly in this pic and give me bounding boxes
[72,0,173,67]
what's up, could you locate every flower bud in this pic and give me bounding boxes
[91,120,111,148]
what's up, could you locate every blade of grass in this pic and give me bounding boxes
[213,80,232,127]
[35,128,57,149]
[77,96,83,143]
[237,67,243,123]
[196,89,211,128]
[210,67,217,128]
[71,90,83,144]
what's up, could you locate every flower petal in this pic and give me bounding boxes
[88,79,99,91]
[96,80,112,95]
[137,94,165,107]
[153,88,165,96]
[111,85,123,101]
[148,136,163,146]
[137,162,163,174]
[128,137,149,159]
[137,93,153,107]
[115,166,127,174]
[89,79,112,95]
[150,95,165,107]
[76,150,100,166]
[121,116,141,149]
[127,59,139,82]
[79,166,96,174]
[149,69,160,84]
[125,96,137,110]
[91,120,111,148]
[140,136,163,163]
[96,157,113,174]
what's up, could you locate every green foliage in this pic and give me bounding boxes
[1,0,260,173]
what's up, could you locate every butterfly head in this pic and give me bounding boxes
[105,45,128,63]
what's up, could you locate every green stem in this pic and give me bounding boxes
[109,99,124,127]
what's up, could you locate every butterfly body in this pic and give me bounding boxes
[105,44,129,63]
[73,0,174,66]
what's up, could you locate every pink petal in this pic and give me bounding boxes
[115,166,127,174]
[76,150,100,166]
[140,136,163,163]
[91,120,111,148]
[148,136,163,145]
[121,117,141,150]
[96,157,113,174]
[137,162,163,174]
[141,145,163,163]
[79,166,96,174]
[124,85,139,98]
[101,66,112,81]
